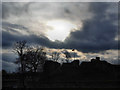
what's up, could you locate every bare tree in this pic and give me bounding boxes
[23,46,46,72]
[63,50,71,63]
[14,41,47,73]
[51,52,60,62]
[13,40,27,73]
[13,40,27,88]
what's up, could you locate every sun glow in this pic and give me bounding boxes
[46,20,77,42]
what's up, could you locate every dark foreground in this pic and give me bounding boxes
[2,58,120,89]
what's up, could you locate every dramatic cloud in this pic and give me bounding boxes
[2,23,64,50]
[2,2,119,72]
[64,2,118,52]
[3,3,118,52]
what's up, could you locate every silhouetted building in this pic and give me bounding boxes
[61,60,80,74]
[71,60,79,67]
[43,60,61,74]
[91,57,100,63]
[2,57,120,88]
[80,61,94,73]
[96,57,100,61]
[81,57,113,73]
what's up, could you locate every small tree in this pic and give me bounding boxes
[51,52,60,62]
[63,50,71,63]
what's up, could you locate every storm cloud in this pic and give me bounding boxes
[64,2,118,52]
[2,2,118,52]
[2,22,64,49]
[2,2,119,72]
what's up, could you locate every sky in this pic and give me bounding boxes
[1,2,120,72]
[1,0,120,2]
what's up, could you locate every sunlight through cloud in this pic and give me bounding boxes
[46,20,79,42]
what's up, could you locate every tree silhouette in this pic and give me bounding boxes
[13,40,27,73]
[63,50,71,63]
[51,52,60,62]
[13,40,27,88]
[23,46,47,72]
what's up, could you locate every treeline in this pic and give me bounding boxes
[12,40,73,73]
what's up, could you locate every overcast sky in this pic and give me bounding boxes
[1,2,119,72]
[1,0,120,2]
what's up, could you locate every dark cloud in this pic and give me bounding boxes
[2,22,28,30]
[65,9,71,14]
[64,2,118,52]
[2,3,118,53]
[2,22,64,49]
[2,2,119,72]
